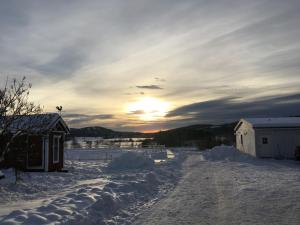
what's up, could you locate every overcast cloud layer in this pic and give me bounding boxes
[1,0,300,131]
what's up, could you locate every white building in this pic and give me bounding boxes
[234,118,300,159]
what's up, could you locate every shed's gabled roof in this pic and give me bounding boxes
[235,117,300,131]
[1,113,70,134]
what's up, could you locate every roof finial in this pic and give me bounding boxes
[56,106,63,115]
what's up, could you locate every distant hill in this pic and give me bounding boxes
[151,122,237,149]
[69,126,144,138]
[69,122,238,149]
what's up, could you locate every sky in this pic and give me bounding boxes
[1,0,300,132]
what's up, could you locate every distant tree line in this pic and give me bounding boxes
[68,122,238,151]
[68,127,145,139]
[143,123,237,150]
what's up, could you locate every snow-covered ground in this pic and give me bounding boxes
[64,148,169,161]
[0,149,183,225]
[2,146,300,225]
[133,146,300,225]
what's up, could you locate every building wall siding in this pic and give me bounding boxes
[235,122,256,156]
[255,128,300,159]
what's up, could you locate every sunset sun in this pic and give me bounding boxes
[127,97,170,121]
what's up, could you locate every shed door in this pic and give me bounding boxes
[27,136,43,168]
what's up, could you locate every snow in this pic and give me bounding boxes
[0,161,107,216]
[0,168,16,184]
[1,113,69,133]
[64,149,124,160]
[64,148,171,161]
[107,152,154,171]
[242,117,300,128]
[0,149,182,225]
[201,145,254,161]
[2,146,300,225]
[133,146,300,225]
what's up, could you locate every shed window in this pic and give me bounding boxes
[241,135,243,145]
[262,137,268,144]
[53,136,60,163]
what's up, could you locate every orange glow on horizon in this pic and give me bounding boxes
[142,129,167,134]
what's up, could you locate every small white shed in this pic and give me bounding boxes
[234,118,300,159]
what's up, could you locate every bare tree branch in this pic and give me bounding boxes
[0,77,43,162]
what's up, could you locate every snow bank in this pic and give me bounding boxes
[0,161,106,207]
[201,145,254,162]
[0,181,107,225]
[0,168,16,184]
[107,152,154,171]
[66,172,162,225]
[0,151,183,225]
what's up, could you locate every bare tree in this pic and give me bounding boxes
[0,77,43,163]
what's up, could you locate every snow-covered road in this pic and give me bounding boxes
[133,147,300,225]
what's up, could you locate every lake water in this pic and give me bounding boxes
[65,137,150,149]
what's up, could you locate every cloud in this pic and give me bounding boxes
[154,77,166,82]
[0,1,28,31]
[63,113,114,126]
[124,92,145,96]
[166,93,300,124]
[35,44,88,78]
[1,0,300,131]
[63,113,114,119]
[136,85,163,90]
[127,110,145,115]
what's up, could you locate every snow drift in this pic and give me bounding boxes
[201,145,254,162]
[107,152,154,171]
[0,151,182,225]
